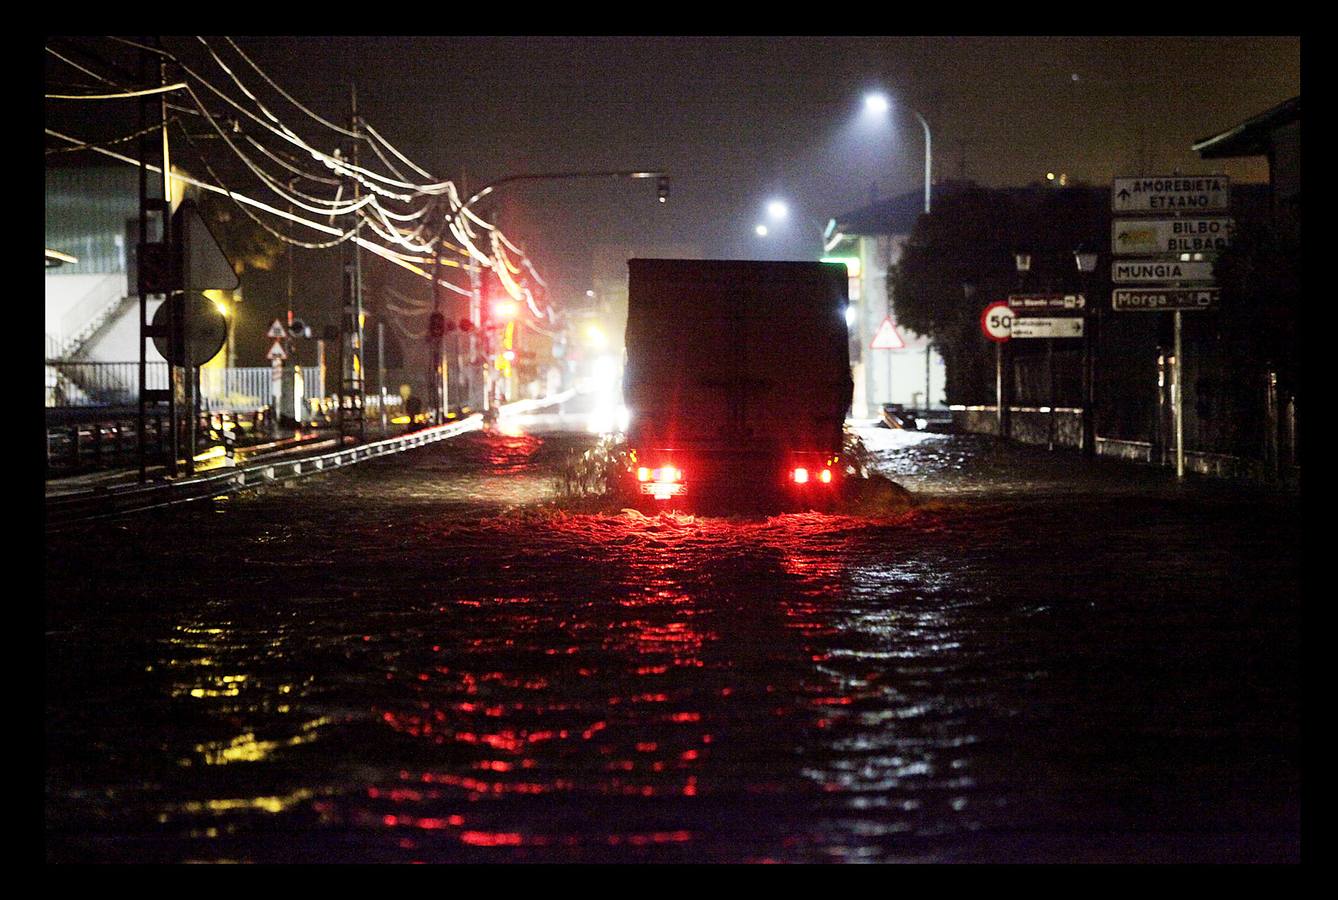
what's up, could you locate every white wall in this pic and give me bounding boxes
[82,297,167,363]
[44,271,166,363]
[847,234,947,417]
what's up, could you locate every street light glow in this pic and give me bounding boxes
[767,200,788,220]
[755,224,768,237]
[859,89,932,213]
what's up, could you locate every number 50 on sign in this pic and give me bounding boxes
[981,301,1013,342]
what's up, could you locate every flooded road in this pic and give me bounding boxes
[45,426,1301,862]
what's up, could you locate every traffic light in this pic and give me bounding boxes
[459,318,475,333]
[491,298,519,322]
[657,176,670,204]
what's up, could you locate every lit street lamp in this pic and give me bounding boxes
[863,91,933,214]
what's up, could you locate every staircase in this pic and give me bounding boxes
[46,274,135,403]
[56,278,133,360]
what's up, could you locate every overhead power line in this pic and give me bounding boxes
[46,82,188,100]
[46,36,555,323]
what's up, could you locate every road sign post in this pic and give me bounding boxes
[1111,175,1228,479]
[981,302,1013,438]
[870,316,905,406]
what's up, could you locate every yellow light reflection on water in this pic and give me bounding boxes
[167,787,316,818]
[193,717,330,766]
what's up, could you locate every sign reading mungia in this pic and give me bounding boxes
[1112,218,1232,255]
[1112,288,1219,311]
[1111,259,1215,284]
[1112,175,1230,212]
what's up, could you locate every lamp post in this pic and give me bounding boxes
[863,93,932,214]
[1008,253,1031,442]
[458,170,668,219]
[1074,249,1099,457]
[451,170,668,419]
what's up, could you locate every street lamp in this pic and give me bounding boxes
[1074,249,1099,457]
[447,169,667,419]
[863,91,933,214]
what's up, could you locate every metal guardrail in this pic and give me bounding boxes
[45,416,483,530]
[44,390,578,530]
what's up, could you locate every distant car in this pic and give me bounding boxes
[879,404,920,430]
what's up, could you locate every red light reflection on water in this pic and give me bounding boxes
[359,508,916,854]
[479,432,543,474]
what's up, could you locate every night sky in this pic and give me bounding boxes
[47,35,1300,364]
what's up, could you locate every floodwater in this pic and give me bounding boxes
[45,426,1301,862]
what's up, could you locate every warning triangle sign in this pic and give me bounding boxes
[267,339,288,361]
[870,316,906,350]
[174,199,240,292]
[268,320,287,338]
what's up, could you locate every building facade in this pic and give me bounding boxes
[826,191,946,419]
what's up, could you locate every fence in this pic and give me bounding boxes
[198,367,273,413]
[45,361,410,419]
[46,361,168,407]
[46,362,276,412]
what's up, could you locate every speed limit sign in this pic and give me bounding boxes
[981,301,1014,342]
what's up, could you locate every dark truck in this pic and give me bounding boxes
[622,258,853,509]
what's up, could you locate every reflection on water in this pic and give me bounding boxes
[45,431,1300,862]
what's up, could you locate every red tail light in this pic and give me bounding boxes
[636,467,651,482]
[820,469,832,484]
[653,466,682,483]
[792,467,809,484]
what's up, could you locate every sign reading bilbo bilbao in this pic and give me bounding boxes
[1112,175,1230,212]
[1112,288,1219,311]
[1112,218,1232,256]
[1111,259,1215,284]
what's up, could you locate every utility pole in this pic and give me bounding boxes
[136,37,177,479]
[1173,309,1184,479]
[430,247,444,425]
[338,84,366,442]
[377,320,388,437]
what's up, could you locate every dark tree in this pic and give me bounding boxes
[890,183,1109,405]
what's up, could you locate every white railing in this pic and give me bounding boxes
[199,367,273,412]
